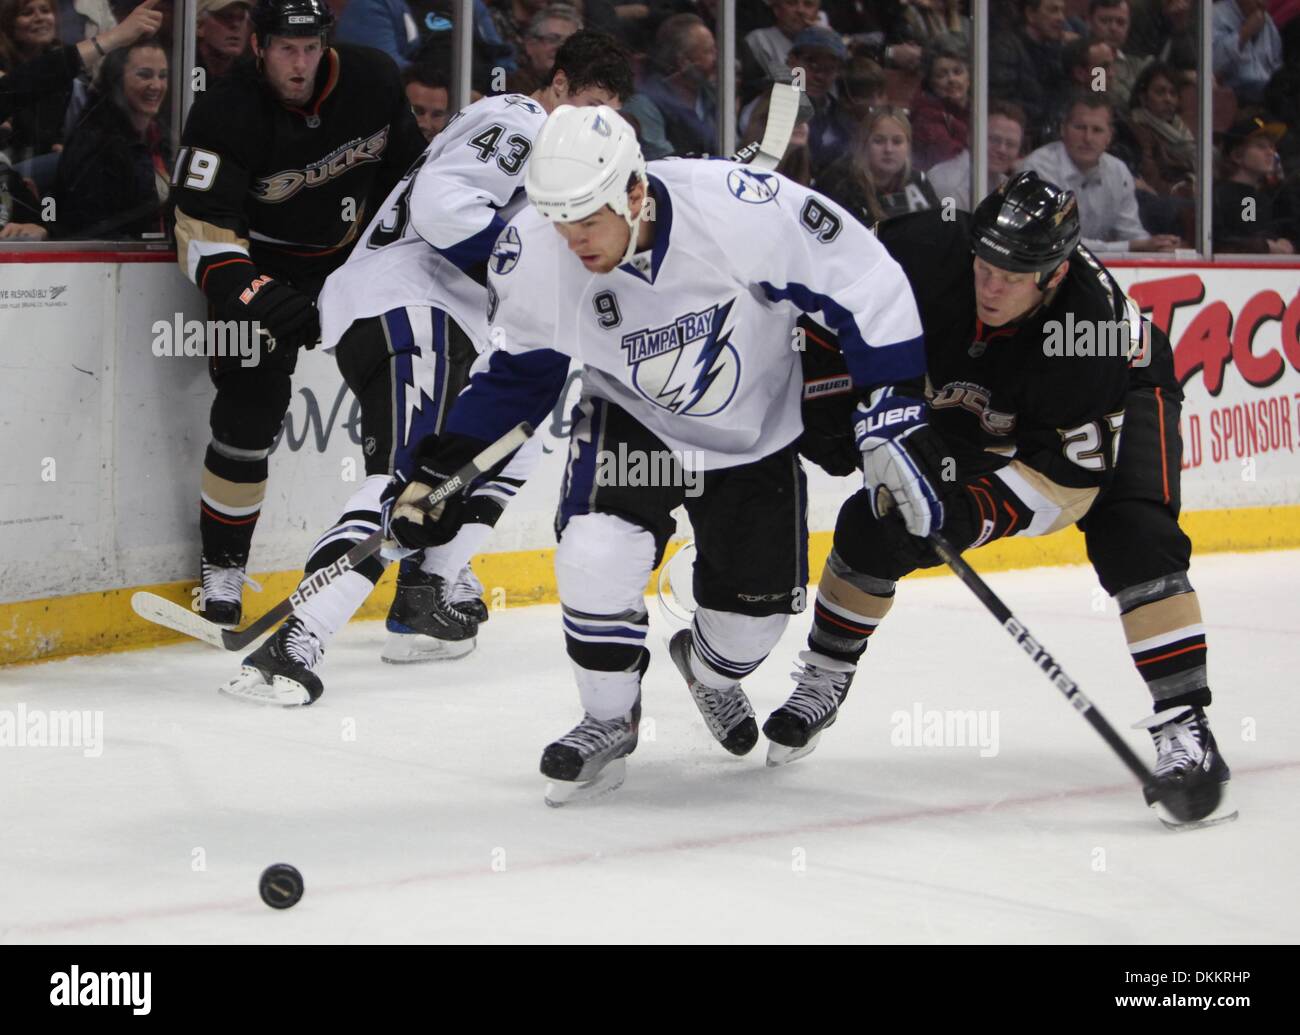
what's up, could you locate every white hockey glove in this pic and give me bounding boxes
[853,388,947,538]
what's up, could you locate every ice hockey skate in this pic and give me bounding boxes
[219,617,324,706]
[199,556,257,627]
[1137,706,1237,831]
[541,699,641,806]
[668,629,758,756]
[763,651,856,766]
[381,567,478,663]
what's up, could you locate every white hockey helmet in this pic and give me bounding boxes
[525,104,648,263]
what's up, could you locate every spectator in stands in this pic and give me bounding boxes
[1,0,73,159]
[838,54,887,126]
[1022,90,1180,250]
[1213,115,1296,251]
[926,97,1026,209]
[1264,18,1300,173]
[335,0,421,67]
[54,37,169,238]
[1063,34,1116,96]
[510,3,580,92]
[1127,0,1196,71]
[1212,0,1283,106]
[1128,61,1195,192]
[1088,0,1147,107]
[491,0,548,68]
[195,0,251,84]
[622,13,717,158]
[786,25,853,173]
[897,0,970,46]
[54,0,115,44]
[989,0,1071,147]
[0,144,48,236]
[910,32,969,169]
[742,0,819,100]
[1124,60,1195,240]
[0,0,159,131]
[403,62,449,141]
[741,83,812,183]
[816,105,939,223]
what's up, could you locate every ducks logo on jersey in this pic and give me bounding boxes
[621,299,741,417]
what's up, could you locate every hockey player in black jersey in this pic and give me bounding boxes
[768,171,1235,830]
[171,0,425,625]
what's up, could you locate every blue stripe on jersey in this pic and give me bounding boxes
[556,396,605,534]
[617,173,673,284]
[758,280,926,389]
[435,214,509,286]
[562,616,647,640]
[445,346,572,442]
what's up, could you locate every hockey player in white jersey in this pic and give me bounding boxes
[383,105,926,802]
[221,34,634,704]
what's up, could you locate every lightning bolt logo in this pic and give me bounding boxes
[400,350,440,447]
[632,301,740,417]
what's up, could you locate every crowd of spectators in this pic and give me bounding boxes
[0,0,1297,253]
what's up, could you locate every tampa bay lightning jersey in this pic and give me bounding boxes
[446,157,926,470]
[317,92,546,351]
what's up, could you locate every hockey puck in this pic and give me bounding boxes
[259,864,304,910]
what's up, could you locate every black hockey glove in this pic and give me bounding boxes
[381,433,488,552]
[226,275,320,352]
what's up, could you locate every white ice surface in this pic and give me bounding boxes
[1,551,1297,944]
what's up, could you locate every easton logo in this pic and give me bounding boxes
[254,127,390,203]
[621,300,741,416]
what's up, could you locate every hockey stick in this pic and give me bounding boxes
[730,82,801,170]
[928,530,1213,824]
[131,422,534,652]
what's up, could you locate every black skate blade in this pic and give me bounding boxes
[1154,782,1238,832]
[218,667,314,707]
[544,758,627,807]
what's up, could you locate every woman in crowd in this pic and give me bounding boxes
[54,36,169,238]
[816,104,939,224]
[909,31,968,169]
[0,0,160,160]
[1126,59,1196,241]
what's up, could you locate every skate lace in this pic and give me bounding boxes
[782,662,848,724]
[448,566,485,607]
[558,714,627,754]
[437,580,477,625]
[202,562,262,603]
[695,684,754,734]
[282,620,324,669]
[1152,714,1207,778]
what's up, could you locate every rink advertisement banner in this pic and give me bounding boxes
[1111,266,1300,511]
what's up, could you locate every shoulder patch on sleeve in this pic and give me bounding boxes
[490,225,523,275]
[726,167,780,204]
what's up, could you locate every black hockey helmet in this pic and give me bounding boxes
[252,0,335,46]
[970,170,1081,282]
